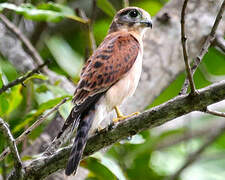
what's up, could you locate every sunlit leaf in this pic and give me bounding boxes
[89,152,126,180]
[6,85,23,116]
[0,2,86,23]
[97,0,116,17]
[35,84,49,93]
[0,73,3,88]
[24,73,48,84]
[131,1,162,16]
[13,96,69,133]
[46,36,84,78]
[85,157,116,180]
[59,100,73,120]
[0,94,9,116]
[38,96,66,110]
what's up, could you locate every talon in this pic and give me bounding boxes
[113,106,140,123]
[97,126,103,132]
[94,126,103,134]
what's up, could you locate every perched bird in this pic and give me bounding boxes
[58,7,152,176]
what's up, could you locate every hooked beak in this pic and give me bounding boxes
[140,19,152,28]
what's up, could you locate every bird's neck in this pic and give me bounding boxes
[108,21,146,40]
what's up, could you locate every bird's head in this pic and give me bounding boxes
[109,7,152,36]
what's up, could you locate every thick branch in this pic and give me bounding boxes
[7,80,225,179]
[0,61,48,95]
[0,118,22,179]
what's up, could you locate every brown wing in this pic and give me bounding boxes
[74,31,140,105]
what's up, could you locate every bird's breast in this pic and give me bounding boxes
[105,51,143,111]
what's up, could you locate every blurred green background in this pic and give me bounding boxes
[0,0,225,179]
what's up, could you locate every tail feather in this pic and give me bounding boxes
[64,92,104,176]
[65,110,95,175]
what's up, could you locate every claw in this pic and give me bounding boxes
[113,106,140,123]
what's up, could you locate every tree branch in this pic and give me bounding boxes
[0,98,69,162]
[7,80,225,179]
[180,0,225,94]
[0,61,48,95]
[180,0,197,95]
[0,118,23,179]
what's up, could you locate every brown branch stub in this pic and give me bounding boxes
[0,61,49,95]
[214,35,225,53]
[180,0,225,95]
[0,118,23,178]
[180,0,197,95]
[0,97,69,162]
[167,122,225,180]
[76,3,97,59]
[7,80,225,179]
[123,0,129,7]
[204,108,225,118]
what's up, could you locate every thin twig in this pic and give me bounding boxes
[0,118,23,178]
[0,61,48,95]
[213,35,225,53]
[90,0,97,51]
[204,108,225,118]
[180,0,225,95]
[123,0,129,7]
[180,0,197,95]
[77,5,96,59]
[0,97,69,162]
[166,122,225,180]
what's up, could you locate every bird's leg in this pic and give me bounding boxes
[113,106,140,123]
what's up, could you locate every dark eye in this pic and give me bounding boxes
[129,10,139,18]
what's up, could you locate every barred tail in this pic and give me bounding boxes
[65,108,95,175]
[64,92,104,176]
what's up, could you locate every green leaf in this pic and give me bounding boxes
[85,157,116,180]
[0,73,3,88]
[0,2,86,23]
[6,85,23,116]
[13,96,69,133]
[35,84,49,93]
[0,94,9,116]
[46,36,84,78]
[24,73,48,83]
[97,0,116,17]
[38,96,68,111]
[89,152,126,180]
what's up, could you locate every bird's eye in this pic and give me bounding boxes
[128,10,139,18]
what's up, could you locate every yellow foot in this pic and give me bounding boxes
[113,111,140,123]
[97,126,103,132]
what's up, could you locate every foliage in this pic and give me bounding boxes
[0,0,225,179]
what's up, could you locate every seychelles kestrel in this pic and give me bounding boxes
[58,7,152,176]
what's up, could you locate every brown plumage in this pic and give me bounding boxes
[56,7,152,176]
